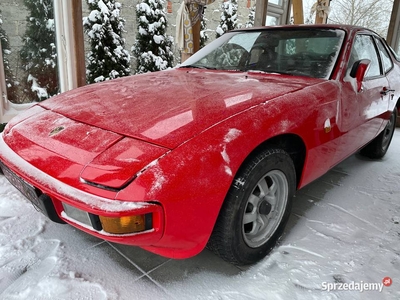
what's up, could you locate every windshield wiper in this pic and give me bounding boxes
[180,65,217,70]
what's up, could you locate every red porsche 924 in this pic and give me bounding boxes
[0,25,398,265]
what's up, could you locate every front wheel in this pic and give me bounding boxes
[207,148,296,265]
[360,109,397,159]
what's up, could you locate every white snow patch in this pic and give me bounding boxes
[220,129,242,177]
[153,35,164,44]
[221,146,230,164]
[343,72,358,92]
[149,165,166,195]
[27,74,48,99]
[94,75,105,83]
[224,165,232,176]
[224,128,242,143]
[98,0,110,16]
[46,19,55,30]
[87,10,100,22]
[215,26,224,36]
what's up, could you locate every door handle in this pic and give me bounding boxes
[380,87,395,95]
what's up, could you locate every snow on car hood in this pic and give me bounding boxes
[2,107,169,190]
[39,69,319,149]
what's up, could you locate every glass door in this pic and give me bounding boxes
[267,0,291,25]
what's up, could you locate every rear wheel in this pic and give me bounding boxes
[208,148,296,265]
[396,106,400,127]
[360,109,397,159]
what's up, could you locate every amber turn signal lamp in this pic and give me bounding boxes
[99,214,147,234]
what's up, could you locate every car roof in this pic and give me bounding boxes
[231,24,380,37]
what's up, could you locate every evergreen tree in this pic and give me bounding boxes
[245,5,255,28]
[0,10,18,102]
[20,0,58,101]
[216,0,238,39]
[132,0,174,74]
[200,16,209,49]
[83,0,131,83]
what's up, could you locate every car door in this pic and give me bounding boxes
[374,36,397,114]
[336,33,390,163]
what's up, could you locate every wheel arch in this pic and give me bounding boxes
[236,133,307,189]
[208,133,307,264]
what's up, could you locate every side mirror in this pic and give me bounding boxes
[349,59,371,92]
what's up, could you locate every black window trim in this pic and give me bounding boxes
[373,36,394,75]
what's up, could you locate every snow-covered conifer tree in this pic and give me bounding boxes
[0,10,18,102]
[215,0,238,38]
[132,0,174,74]
[200,16,209,49]
[83,0,131,83]
[20,0,58,101]
[245,5,255,28]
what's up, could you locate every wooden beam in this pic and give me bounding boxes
[315,0,330,24]
[292,0,304,24]
[0,40,37,123]
[255,0,268,27]
[71,0,86,88]
[54,0,86,92]
[0,42,8,116]
[387,0,400,50]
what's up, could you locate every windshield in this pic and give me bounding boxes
[181,28,345,79]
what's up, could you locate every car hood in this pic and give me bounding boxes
[3,70,320,190]
[39,69,320,149]
[2,106,169,190]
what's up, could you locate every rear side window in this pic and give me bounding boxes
[375,37,393,73]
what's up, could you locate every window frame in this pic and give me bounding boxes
[373,36,394,75]
[350,34,384,80]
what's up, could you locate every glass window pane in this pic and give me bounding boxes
[375,38,393,73]
[269,0,281,5]
[183,28,345,79]
[266,15,279,26]
[1,1,59,103]
[349,35,381,78]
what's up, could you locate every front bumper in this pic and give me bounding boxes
[0,134,164,245]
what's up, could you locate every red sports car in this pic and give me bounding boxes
[0,25,398,265]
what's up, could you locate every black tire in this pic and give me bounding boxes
[208,148,296,265]
[396,107,400,127]
[360,109,397,159]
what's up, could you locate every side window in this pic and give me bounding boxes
[348,35,382,78]
[375,37,393,73]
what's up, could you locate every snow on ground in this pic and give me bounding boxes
[0,129,400,300]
